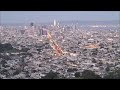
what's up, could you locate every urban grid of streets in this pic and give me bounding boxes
[0,20,120,79]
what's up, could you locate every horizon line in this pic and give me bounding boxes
[1,20,119,24]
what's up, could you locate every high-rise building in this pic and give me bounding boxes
[20,30,25,35]
[54,19,57,26]
[30,22,34,27]
[39,28,43,36]
[42,28,47,35]
[38,28,47,36]
[27,22,37,37]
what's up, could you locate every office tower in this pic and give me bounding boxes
[27,22,37,37]
[54,19,57,26]
[42,29,47,35]
[39,28,43,36]
[30,22,34,27]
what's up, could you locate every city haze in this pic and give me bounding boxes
[0,11,120,79]
[1,11,119,24]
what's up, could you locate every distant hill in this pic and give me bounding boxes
[59,20,119,25]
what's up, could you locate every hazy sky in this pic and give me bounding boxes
[0,11,119,23]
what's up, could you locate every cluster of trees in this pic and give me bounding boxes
[41,71,60,79]
[0,43,31,53]
[0,43,14,52]
[104,68,120,79]
[41,69,120,79]
[0,43,23,53]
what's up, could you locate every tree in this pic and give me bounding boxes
[67,68,78,72]
[81,70,102,79]
[41,70,60,79]
[104,68,120,79]
[0,43,13,52]
[74,72,81,78]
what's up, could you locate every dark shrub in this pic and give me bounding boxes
[81,70,101,79]
[74,72,81,78]
[20,48,30,52]
[67,68,78,72]
[105,66,110,72]
[13,70,21,75]
[92,58,97,63]
[104,68,120,79]
[41,71,59,79]
[0,43,13,52]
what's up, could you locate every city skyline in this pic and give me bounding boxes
[0,11,120,79]
[0,11,120,23]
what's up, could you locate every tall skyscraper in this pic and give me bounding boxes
[39,28,43,36]
[27,22,37,37]
[30,22,34,27]
[54,19,57,26]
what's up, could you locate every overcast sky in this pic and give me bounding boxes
[0,11,119,23]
